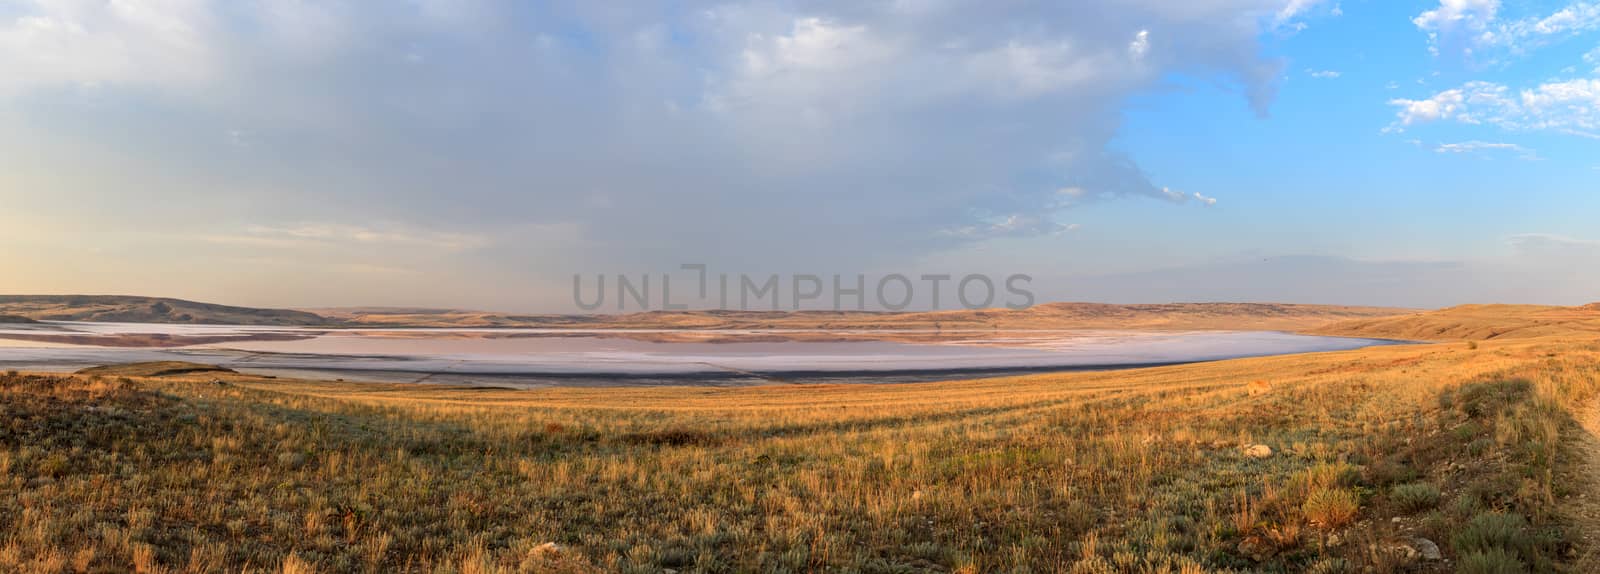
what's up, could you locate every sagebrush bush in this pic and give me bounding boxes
[1452,512,1532,557]
[1457,548,1526,574]
[1391,483,1441,512]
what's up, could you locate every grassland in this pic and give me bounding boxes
[1310,304,1600,341]
[4,325,1598,572]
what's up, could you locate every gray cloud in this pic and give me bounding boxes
[1,0,1319,306]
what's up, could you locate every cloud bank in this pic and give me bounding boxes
[0,0,1316,288]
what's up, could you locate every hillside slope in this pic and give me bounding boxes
[0,295,328,326]
[1310,303,1600,341]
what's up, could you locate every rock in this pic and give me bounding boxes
[532,542,561,558]
[1409,537,1442,561]
[1380,538,1441,563]
[1237,536,1277,562]
[1382,541,1420,563]
[1242,444,1274,459]
[276,452,308,469]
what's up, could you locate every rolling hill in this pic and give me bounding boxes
[1311,303,1600,341]
[0,295,327,326]
[0,295,1412,331]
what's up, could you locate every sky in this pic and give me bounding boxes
[0,0,1597,312]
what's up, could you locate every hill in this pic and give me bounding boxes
[0,314,37,324]
[1310,303,1600,341]
[0,295,329,326]
[0,296,1412,330]
[330,302,1412,331]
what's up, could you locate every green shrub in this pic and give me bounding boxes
[1457,548,1526,574]
[1391,483,1441,512]
[1453,380,1532,419]
[1452,512,1531,557]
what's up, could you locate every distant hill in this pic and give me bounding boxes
[332,302,1412,331]
[0,296,329,326]
[1310,303,1600,341]
[0,296,1412,331]
[0,314,38,324]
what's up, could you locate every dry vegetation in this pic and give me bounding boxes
[1310,304,1600,342]
[4,328,1599,572]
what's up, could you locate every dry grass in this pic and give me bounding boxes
[1312,303,1600,341]
[2,335,1598,572]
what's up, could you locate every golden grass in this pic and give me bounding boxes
[1312,303,1600,341]
[3,335,1598,572]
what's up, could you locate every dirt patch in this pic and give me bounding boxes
[1565,401,1600,570]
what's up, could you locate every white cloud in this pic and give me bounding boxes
[1128,29,1150,61]
[1414,0,1600,57]
[0,0,215,94]
[1192,192,1218,206]
[1274,0,1329,29]
[1307,69,1340,78]
[1389,77,1598,135]
[212,223,490,251]
[1389,87,1473,125]
[944,214,1077,239]
[1433,140,1539,159]
[1413,0,1500,32]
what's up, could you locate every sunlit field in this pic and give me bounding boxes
[3,333,1599,573]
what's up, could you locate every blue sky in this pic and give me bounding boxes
[0,0,1596,311]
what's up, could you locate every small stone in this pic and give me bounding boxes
[1242,444,1274,459]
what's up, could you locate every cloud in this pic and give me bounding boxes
[1192,192,1219,206]
[1507,233,1600,255]
[1413,0,1500,34]
[0,0,1324,305]
[1388,77,1599,136]
[1045,244,1600,308]
[1414,0,1600,58]
[1433,140,1540,159]
[1307,69,1340,79]
[944,214,1078,240]
[230,223,490,251]
[1274,0,1331,30]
